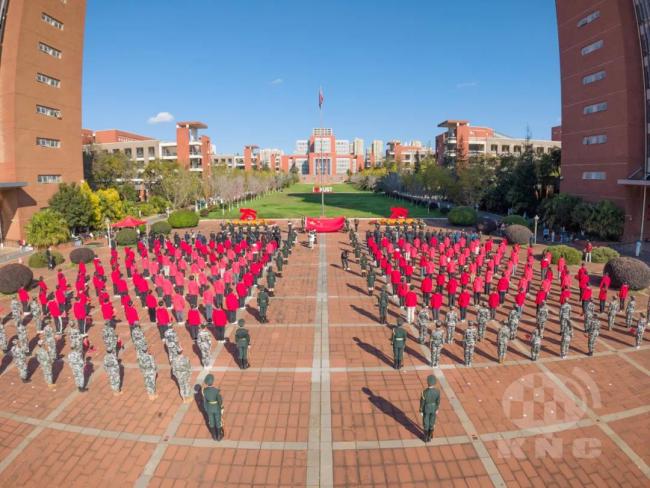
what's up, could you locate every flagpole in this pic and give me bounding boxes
[319,88,325,217]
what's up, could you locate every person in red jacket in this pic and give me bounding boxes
[535,289,547,313]
[488,291,499,320]
[559,287,571,305]
[187,275,199,309]
[619,282,629,309]
[599,272,611,291]
[187,305,202,341]
[472,276,484,306]
[47,297,63,334]
[101,299,115,329]
[397,278,409,309]
[458,289,471,321]
[124,299,140,329]
[225,288,239,324]
[515,288,526,314]
[581,286,592,315]
[156,301,171,339]
[446,276,458,307]
[212,307,228,342]
[421,275,433,305]
[405,285,418,323]
[17,287,29,314]
[73,296,88,334]
[436,273,446,293]
[145,291,157,323]
[430,291,443,321]
[598,287,607,313]
[497,275,509,305]
[236,281,248,309]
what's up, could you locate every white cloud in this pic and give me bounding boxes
[456,81,479,89]
[147,111,174,124]
[270,78,284,85]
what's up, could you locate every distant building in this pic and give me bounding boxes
[435,120,560,164]
[0,0,87,242]
[386,140,434,165]
[353,138,364,157]
[369,139,384,165]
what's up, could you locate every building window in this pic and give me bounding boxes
[41,12,64,30]
[582,134,607,145]
[148,147,155,158]
[581,40,603,56]
[535,147,544,155]
[582,70,606,85]
[336,158,349,174]
[513,145,522,153]
[583,102,608,115]
[136,147,144,158]
[124,148,132,158]
[36,72,61,88]
[577,10,600,27]
[38,42,62,58]
[501,145,510,153]
[36,137,60,148]
[36,104,61,118]
[37,174,62,184]
[582,171,606,180]
[490,144,498,152]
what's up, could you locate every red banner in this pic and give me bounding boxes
[240,208,257,221]
[306,216,345,233]
[389,207,409,219]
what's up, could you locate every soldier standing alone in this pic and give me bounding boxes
[419,375,441,442]
[203,374,224,441]
[635,313,646,349]
[234,319,251,369]
[391,319,407,370]
[560,324,572,359]
[257,286,269,323]
[429,324,444,367]
[530,329,542,361]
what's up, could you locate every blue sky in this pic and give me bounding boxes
[82,0,560,154]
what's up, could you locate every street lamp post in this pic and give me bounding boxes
[105,217,111,249]
[533,215,539,245]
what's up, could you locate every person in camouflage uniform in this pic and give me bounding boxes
[507,309,520,341]
[11,297,22,327]
[35,340,55,388]
[607,299,619,331]
[197,324,212,368]
[67,349,87,392]
[11,338,30,383]
[586,315,600,356]
[30,298,43,331]
[476,305,489,342]
[536,302,549,339]
[583,301,595,333]
[377,286,389,325]
[530,329,542,361]
[390,319,408,370]
[625,296,636,329]
[101,324,118,354]
[445,307,458,345]
[497,323,510,363]
[366,268,376,296]
[163,328,182,364]
[429,324,444,367]
[559,302,571,333]
[67,327,83,354]
[635,313,647,349]
[560,324,573,359]
[103,350,122,395]
[360,254,368,278]
[172,353,193,403]
[41,324,58,361]
[131,325,148,355]
[463,322,477,366]
[0,319,8,353]
[417,308,430,344]
[137,349,158,399]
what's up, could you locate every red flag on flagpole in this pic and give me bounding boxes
[318,87,324,109]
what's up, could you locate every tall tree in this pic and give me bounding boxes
[48,183,94,232]
[88,151,136,190]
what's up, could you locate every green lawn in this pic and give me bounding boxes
[206,189,441,219]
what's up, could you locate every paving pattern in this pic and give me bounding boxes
[0,221,649,487]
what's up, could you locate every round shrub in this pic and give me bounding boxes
[28,250,64,269]
[448,206,478,226]
[69,247,95,264]
[604,257,650,290]
[476,217,497,234]
[115,228,138,246]
[502,215,529,227]
[0,263,33,294]
[150,221,172,235]
[504,224,533,245]
[590,246,620,264]
[543,245,582,265]
[168,210,199,229]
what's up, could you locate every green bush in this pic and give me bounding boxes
[604,257,650,290]
[504,224,533,245]
[543,245,582,265]
[502,215,528,227]
[150,221,172,235]
[25,209,70,248]
[448,206,477,226]
[591,246,620,264]
[168,210,199,228]
[70,247,95,264]
[115,228,138,246]
[28,250,64,268]
[539,194,582,231]
[0,263,33,294]
[148,196,170,213]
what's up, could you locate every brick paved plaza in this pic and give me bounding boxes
[0,221,648,487]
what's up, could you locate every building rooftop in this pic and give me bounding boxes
[176,121,208,129]
[437,120,470,128]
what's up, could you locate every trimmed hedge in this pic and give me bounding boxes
[604,257,650,290]
[0,263,33,294]
[115,228,138,246]
[168,210,199,229]
[504,224,533,245]
[502,215,528,227]
[70,247,95,264]
[448,206,478,226]
[543,245,582,265]
[476,217,497,234]
[28,250,64,269]
[591,246,620,264]
[150,221,172,235]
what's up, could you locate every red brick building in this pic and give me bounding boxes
[556,0,650,241]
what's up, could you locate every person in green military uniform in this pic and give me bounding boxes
[257,285,269,323]
[234,319,251,369]
[266,267,276,295]
[359,254,368,278]
[275,251,283,276]
[390,319,407,370]
[366,267,376,296]
[420,374,441,442]
[202,374,224,441]
[377,285,389,324]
